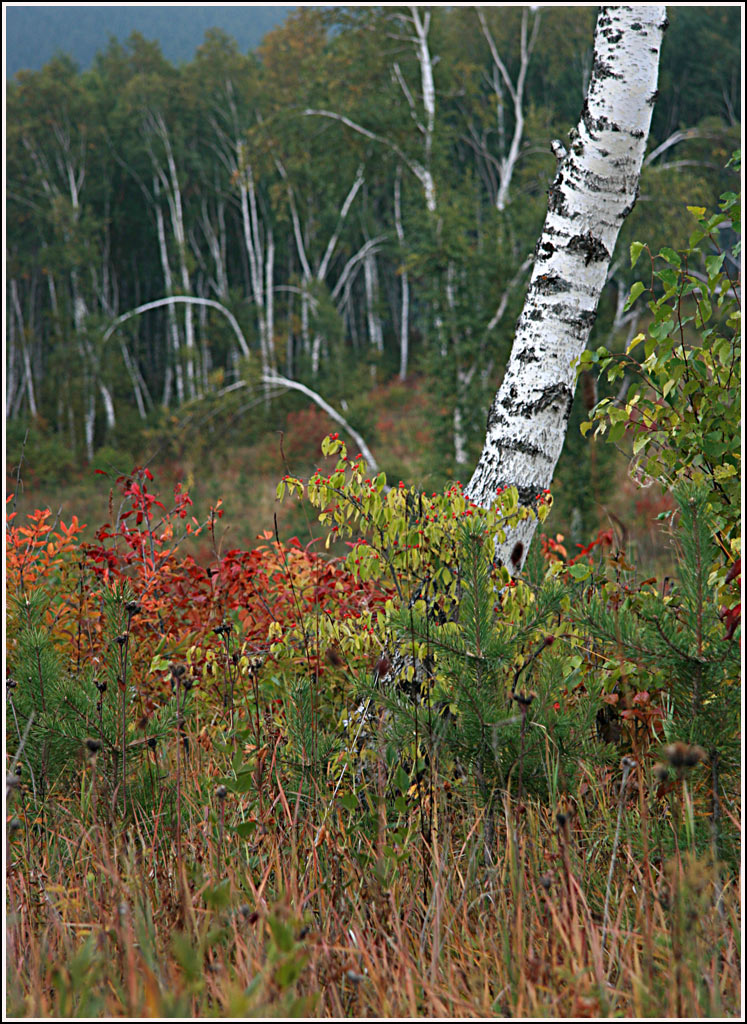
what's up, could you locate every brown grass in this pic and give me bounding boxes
[6,719,741,1018]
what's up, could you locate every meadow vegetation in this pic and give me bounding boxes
[6,190,742,1018]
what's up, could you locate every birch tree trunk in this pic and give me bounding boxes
[393,165,410,379]
[466,5,667,572]
[477,7,541,212]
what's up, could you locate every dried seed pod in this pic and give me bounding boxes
[326,645,344,669]
[683,744,706,767]
[653,762,669,783]
[374,654,391,679]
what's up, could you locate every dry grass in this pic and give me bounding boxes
[6,717,741,1018]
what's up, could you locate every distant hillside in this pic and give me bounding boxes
[5,5,295,77]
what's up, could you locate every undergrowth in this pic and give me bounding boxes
[6,452,741,1018]
[5,189,742,1019]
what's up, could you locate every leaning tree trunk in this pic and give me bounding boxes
[466,5,667,572]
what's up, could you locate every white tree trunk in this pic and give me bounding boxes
[153,176,183,406]
[364,248,384,354]
[466,5,667,572]
[149,111,197,400]
[394,166,410,379]
[478,7,540,212]
[10,278,38,418]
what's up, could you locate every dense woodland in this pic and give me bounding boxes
[6,6,740,485]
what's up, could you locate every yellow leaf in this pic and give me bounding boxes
[626,332,646,355]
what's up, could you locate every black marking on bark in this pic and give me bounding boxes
[532,272,572,296]
[602,28,624,44]
[630,22,642,31]
[536,240,556,262]
[547,177,568,215]
[575,308,598,331]
[568,232,610,266]
[510,542,524,568]
[509,391,573,425]
[486,400,503,430]
[507,438,544,460]
[582,102,619,136]
[620,187,639,219]
[553,304,598,333]
[591,55,622,82]
[526,382,574,418]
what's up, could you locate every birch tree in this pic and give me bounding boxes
[8,56,118,457]
[475,6,541,213]
[465,5,668,571]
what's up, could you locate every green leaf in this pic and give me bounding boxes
[659,246,681,267]
[229,771,255,794]
[706,253,725,278]
[608,420,627,443]
[339,792,359,812]
[233,821,258,839]
[630,241,645,267]
[395,765,410,793]
[624,282,646,311]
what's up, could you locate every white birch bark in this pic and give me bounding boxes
[465,5,667,572]
[363,247,384,354]
[10,278,38,418]
[22,124,117,438]
[210,84,279,379]
[146,111,197,400]
[276,157,368,375]
[408,6,437,213]
[304,5,438,218]
[477,7,540,212]
[393,165,410,379]
[103,296,251,362]
[193,195,229,300]
[153,175,183,406]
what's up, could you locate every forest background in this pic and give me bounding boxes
[5,4,742,561]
